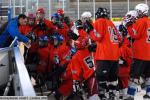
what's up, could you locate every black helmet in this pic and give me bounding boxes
[95,7,109,19]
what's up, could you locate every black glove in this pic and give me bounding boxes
[127,36,134,43]
[68,30,79,40]
[88,42,97,52]
[83,20,93,33]
[119,24,128,37]
[26,31,36,42]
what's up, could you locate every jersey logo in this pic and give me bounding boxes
[84,56,94,69]
[108,26,118,43]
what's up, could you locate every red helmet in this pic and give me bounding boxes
[36,8,45,14]
[57,9,64,15]
[74,37,89,49]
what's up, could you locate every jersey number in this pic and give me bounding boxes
[108,26,118,43]
[84,56,94,69]
[146,28,150,43]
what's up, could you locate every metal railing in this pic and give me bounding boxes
[0,45,36,96]
[12,47,36,96]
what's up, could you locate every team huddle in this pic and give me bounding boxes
[0,2,150,100]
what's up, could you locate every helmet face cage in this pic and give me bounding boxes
[36,8,45,20]
[36,13,45,20]
[123,10,138,25]
[28,19,35,26]
[82,17,91,23]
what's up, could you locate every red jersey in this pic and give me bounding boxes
[36,45,51,73]
[35,19,55,37]
[127,17,150,60]
[69,48,95,81]
[93,18,119,60]
[19,25,33,35]
[49,42,71,66]
[78,29,87,38]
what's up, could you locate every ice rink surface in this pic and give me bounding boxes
[135,90,146,100]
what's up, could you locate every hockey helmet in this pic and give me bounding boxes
[57,9,64,15]
[123,10,138,26]
[95,7,109,19]
[36,8,45,14]
[81,12,92,19]
[135,3,149,17]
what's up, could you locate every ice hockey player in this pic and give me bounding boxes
[48,33,74,100]
[35,8,54,36]
[91,7,119,100]
[118,12,133,99]
[123,3,150,100]
[36,35,50,74]
[69,36,99,100]
[51,13,70,43]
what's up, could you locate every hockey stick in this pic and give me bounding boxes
[9,36,18,48]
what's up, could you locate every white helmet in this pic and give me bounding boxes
[81,12,92,18]
[123,10,138,26]
[135,3,149,16]
[125,10,138,18]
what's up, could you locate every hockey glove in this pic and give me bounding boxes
[68,30,79,40]
[119,24,128,37]
[26,32,37,42]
